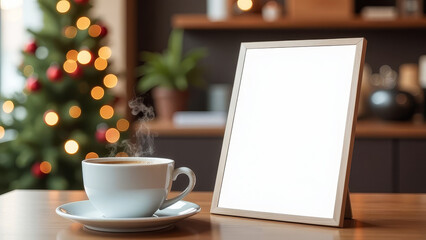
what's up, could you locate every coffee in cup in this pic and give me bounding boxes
[82,157,196,218]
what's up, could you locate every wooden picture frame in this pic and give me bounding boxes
[211,38,367,227]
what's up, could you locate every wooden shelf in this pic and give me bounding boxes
[137,119,426,138]
[355,119,426,138]
[173,14,426,30]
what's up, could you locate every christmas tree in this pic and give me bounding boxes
[0,0,128,192]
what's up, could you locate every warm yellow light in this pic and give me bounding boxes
[66,50,78,61]
[40,161,52,174]
[44,111,59,126]
[76,16,91,30]
[77,50,92,65]
[2,100,14,113]
[94,57,107,71]
[63,60,77,73]
[116,118,129,132]
[23,65,34,77]
[64,140,79,154]
[85,152,99,159]
[56,0,70,13]
[100,105,114,119]
[115,152,128,157]
[0,126,4,139]
[69,106,81,118]
[103,74,118,88]
[237,0,253,11]
[64,26,77,38]
[90,86,104,100]
[88,24,102,37]
[105,128,120,143]
[98,46,111,59]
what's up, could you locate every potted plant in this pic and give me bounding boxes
[137,30,206,122]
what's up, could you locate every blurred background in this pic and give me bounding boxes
[1,0,426,193]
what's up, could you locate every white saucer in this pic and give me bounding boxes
[56,200,201,232]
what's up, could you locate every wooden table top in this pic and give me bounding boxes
[1,190,426,239]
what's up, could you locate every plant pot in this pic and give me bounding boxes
[152,87,188,122]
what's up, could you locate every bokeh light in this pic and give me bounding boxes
[85,152,99,159]
[40,161,52,174]
[66,50,78,61]
[115,152,129,157]
[105,128,120,143]
[237,0,253,11]
[23,65,34,77]
[0,126,4,139]
[77,50,92,64]
[63,60,77,73]
[64,26,77,38]
[44,111,59,126]
[94,57,107,71]
[90,86,104,100]
[64,140,79,154]
[103,74,118,88]
[88,24,102,37]
[76,16,91,30]
[69,106,81,118]
[98,46,111,59]
[56,0,70,13]
[2,100,14,113]
[116,118,129,131]
[99,105,114,119]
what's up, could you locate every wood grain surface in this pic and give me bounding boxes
[1,191,426,239]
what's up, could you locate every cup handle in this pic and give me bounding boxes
[160,167,196,210]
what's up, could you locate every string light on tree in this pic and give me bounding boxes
[39,161,52,174]
[2,101,14,113]
[69,106,82,118]
[23,65,34,77]
[76,16,91,30]
[98,46,111,59]
[56,0,70,13]
[105,128,120,143]
[100,105,114,119]
[88,24,101,37]
[77,50,92,64]
[116,118,129,131]
[64,140,79,154]
[103,74,118,88]
[0,126,5,139]
[90,86,104,100]
[66,50,78,61]
[85,152,99,159]
[44,111,59,126]
[94,57,107,71]
[64,26,77,38]
[63,60,77,73]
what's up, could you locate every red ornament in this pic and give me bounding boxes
[95,128,107,143]
[99,25,108,38]
[74,0,89,4]
[24,40,37,54]
[26,77,42,92]
[31,162,45,178]
[69,65,83,78]
[47,65,63,82]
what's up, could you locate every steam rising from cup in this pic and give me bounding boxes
[108,97,155,157]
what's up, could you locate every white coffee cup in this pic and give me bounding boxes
[82,157,196,218]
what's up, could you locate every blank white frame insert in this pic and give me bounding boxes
[211,38,366,227]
